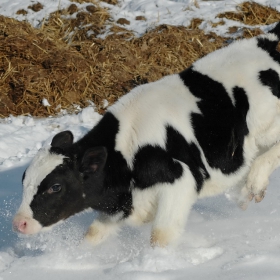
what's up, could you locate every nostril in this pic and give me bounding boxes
[18,220,27,232]
[13,219,28,233]
[21,221,27,229]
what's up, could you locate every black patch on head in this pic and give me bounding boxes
[179,68,249,174]
[30,163,85,227]
[166,126,209,192]
[133,145,183,189]
[259,69,280,98]
[31,161,132,227]
[257,37,280,63]
[30,112,133,227]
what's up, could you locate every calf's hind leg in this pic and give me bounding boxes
[151,164,198,247]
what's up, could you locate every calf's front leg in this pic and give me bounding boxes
[85,214,121,246]
[239,142,280,209]
[151,164,198,247]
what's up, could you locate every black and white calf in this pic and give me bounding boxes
[13,23,280,247]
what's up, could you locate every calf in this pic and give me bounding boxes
[13,22,280,247]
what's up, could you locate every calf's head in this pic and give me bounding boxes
[13,131,107,235]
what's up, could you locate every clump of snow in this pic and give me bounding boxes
[42,98,51,107]
[103,99,109,109]
[78,106,101,124]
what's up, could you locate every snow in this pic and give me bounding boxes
[1,0,280,36]
[1,0,280,279]
[42,98,51,107]
[2,156,280,279]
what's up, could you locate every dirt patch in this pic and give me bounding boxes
[28,2,44,12]
[100,0,118,4]
[116,18,130,25]
[135,16,146,21]
[16,9,28,15]
[0,1,280,118]
[68,4,79,14]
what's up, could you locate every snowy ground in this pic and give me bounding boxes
[1,0,280,279]
[1,112,280,280]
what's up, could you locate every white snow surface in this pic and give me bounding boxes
[1,0,280,279]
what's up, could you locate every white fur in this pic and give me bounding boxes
[192,35,280,204]
[99,33,280,245]
[126,187,159,226]
[109,74,201,168]
[108,34,280,201]
[193,35,280,136]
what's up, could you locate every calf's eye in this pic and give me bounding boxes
[47,184,62,194]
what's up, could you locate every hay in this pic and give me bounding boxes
[218,2,280,26]
[0,2,227,117]
[0,1,278,118]
[217,2,280,39]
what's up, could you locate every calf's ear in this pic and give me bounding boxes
[51,131,74,150]
[80,147,107,174]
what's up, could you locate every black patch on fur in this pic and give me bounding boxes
[259,69,280,98]
[166,126,209,192]
[133,145,183,189]
[179,68,249,174]
[132,126,210,192]
[70,112,132,193]
[257,37,280,63]
[269,22,280,39]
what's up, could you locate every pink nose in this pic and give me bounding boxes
[13,219,28,233]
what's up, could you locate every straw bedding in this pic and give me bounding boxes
[0,1,279,117]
